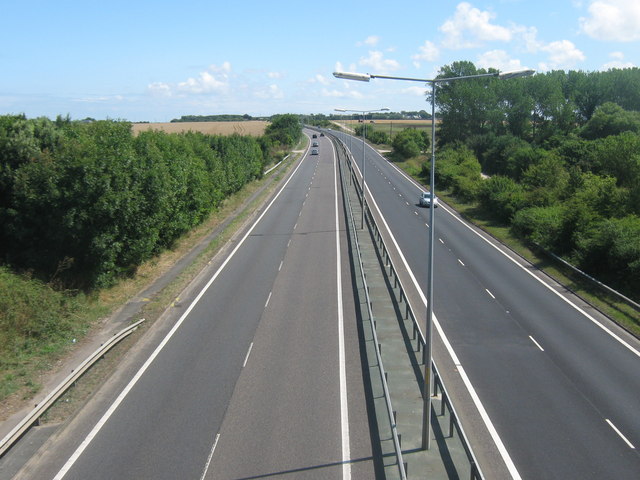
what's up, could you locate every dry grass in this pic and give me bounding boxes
[131,121,269,137]
[366,119,433,125]
[333,119,434,127]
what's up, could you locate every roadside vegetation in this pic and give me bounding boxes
[0,113,302,404]
[379,62,640,334]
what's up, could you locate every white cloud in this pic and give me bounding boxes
[267,71,283,79]
[254,84,283,99]
[148,82,173,97]
[321,88,364,99]
[402,86,428,97]
[358,50,400,73]
[511,25,544,53]
[476,50,526,71]
[178,71,227,94]
[440,2,512,49]
[312,74,331,85]
[178,63,230,94]
[147,62,232,97]
[580,0,640,41]
[540,40,586,69]
[602,51,636,69]
[357,35,380,47]
[73,95,125,103]
[412,40,439,68]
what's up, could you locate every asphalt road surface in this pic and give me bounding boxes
[331,128,640,480]
[15,131,378,480]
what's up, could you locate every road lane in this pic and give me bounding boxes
[202,137,374,478]
[331,129,640,479]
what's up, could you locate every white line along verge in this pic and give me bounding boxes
[529,336,545,352]
[53,149,310,480]
[333,140,351,480]
[199,433,220,480]
[606,419,635,449]
[243,342,254,368]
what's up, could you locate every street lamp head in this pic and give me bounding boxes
[498,68,535,79]
[333,71,371,82]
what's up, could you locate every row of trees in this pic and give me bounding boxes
[428,63,640,296]
[170,114,256,122]
[0,114,301,290]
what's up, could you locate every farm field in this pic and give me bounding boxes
[131,120,268,136]
[332,119,433,135]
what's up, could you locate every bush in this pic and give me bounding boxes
[511,205,566,249]
[265,114,302,146]
[478,175,527,223]
[574,215,640,294]
[354,125,389,145]
[432,144,482,201]
[393,128,429,159]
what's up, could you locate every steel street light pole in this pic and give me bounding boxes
[334,67,534,450]
[335,107,389,229]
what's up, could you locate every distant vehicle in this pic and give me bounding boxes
[311,148,319,155]
[419,192,438,208]
[320,132,325,136]
[312,141,319,147]
[312,134,317,138]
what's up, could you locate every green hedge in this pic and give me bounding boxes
[0,116,267,289]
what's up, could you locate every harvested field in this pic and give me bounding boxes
[131,120,268,137]
[332,119,435,136]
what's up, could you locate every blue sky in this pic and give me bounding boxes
[1,0,638,122]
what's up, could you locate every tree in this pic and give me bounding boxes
[478,175,527,223]
[434,144,482,201]
[480,134,529,176]
[265,114,301,146]
[392,128,429,159]
[574,215,640,294]
[521,151,569,206]
[580,102,640,140]
[433,61,500,145]
[511,205,566,249]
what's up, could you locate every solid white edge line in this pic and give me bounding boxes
[53,146,310,480]
[333,141,351,479]
[265,291,272,308]
[349,147,522,480]
[529,336,545,352]
[243,342,254,368]
[606,419,635,449]
[199,433,220,480]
